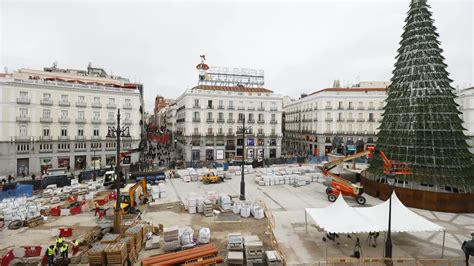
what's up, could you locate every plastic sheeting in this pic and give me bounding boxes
[305,192,444,234]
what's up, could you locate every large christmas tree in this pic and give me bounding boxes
[369,0,474,186]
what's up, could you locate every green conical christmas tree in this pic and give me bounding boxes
[369,0,474,186]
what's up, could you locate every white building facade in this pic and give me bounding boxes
[456,87,474,154]
[284,86,387,156]
[0,66,143,176]
[174,85,283,164]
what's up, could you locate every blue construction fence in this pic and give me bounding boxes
[0,183,33,201]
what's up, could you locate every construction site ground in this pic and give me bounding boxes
[1,167,473,265]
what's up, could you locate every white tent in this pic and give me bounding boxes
[305,192,446,256]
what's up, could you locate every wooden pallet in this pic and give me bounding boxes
[105,242,127,265]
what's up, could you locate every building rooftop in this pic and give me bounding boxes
[192,84,273,93]
[310,87,387,96]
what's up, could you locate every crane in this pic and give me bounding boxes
[321,148,411,205]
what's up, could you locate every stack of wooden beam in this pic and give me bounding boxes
[87,243,108,266]
[105,242,127,266]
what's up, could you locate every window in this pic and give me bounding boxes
[338,124,342,131]
[20,108,28,118]
[108,112,114,119]
[348,102,353,109]
[348,113,353,119]
[194,127,199,134]
[228,113,233,119]
[271,128,276,135]
[249,113,254,121]
[61,95,68,102]
[78,111,85,119]
[43,127,50,137]
[358,113,363,119]
[208,100,213,108]
[61,110,68,119]
[194,99,199,107]
[218,127,223,134]
[207,127,213,134]
[326,101,331,108]
[20,91,28,99]
[78,128,84,137]
[125,99,131,105]
[218,100,223,107]
[327,123,332,131]
[258,128,264,134]
[109,98,115,104]
[94,97,100,103]
[369,113,374,121]
[258,114,264,121]
[218,113,224,120]
[93,112,100,119]
[229,101,234,107]
[207,112,213,119]
[43,109,51,119]
[228,127,233,134]
[78,96,85,103]
[348,124,353,131]
[271,114,276,121]
[358,101,363,107]
[193,112,200,120]
[369,124,373,131]
[338,113,343,120]
[19,125,27,137]
[125,113,131,120]
[61,127,68,137]
[326,112,331,118]
[93,128,99,136]
[238,113,244,121]
[259,102,264,108]
[43,93,51,100]
[338,102,343,109]
[359,124,363,131]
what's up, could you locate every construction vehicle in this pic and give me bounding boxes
[321,149,411,205]
[116,178,148,213]
[201,173,224,184]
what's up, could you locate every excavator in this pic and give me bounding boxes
[116,178,149,214]
[321,148,411,205]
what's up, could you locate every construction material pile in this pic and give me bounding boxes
[163,226,180,251]
[0,196,43,223]
[150,183,167,201]
[141,243,223,266]
[254,165,323,187]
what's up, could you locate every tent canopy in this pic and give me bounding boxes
[305,192,444,234]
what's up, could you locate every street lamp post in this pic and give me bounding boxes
[238,117,250,201]
[106,109,130,234]
[385,173,395,263]
[93,149,96,181]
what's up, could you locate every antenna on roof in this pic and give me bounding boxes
[52,61,58,69]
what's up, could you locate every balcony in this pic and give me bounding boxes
[325,106,332,110]
[337,107,344,110]
[302,119,312,122]
[76,102,87,108]
[368,106,375,110]
[368,119,375,122]
[176,118,185,123]
[91,136,102,141]
[346,118,355,122]
[237,119,243,124]
[75,136,85,141]
[17,98,31,104]
[59,136,70,140]
[324,131,333,135]
[16,116,30,122]
[193,105,201,108]
[192,118,201,122]
[41,99,53,106]
[75,146,86,152]
[325,118,333,122]
[123,119,132,125]
[257,120,265,124]
[206,132,214,136]
[357,118,365,122]
[228,106,235,110]
[270,120,277,124]
[348,107,354,110]
[58,118,70,123]
[106,118,116,124]
[217,118,225,123]
[58,101,70,107]
[206,118,214,123]
[39,136,51,141]
[107,103,117,109]
[248,107,255,111]
[270,107,278,111]
[207,105,214,109]
[216,132,225,136]
[15,136,30,142]
[91,118,102,124]
[192,133,201,137]
[123,104,132,110]
[237,106,245,110]
[258,107,265,111]
[313,118,318,122]
[217,105,224,110]
[40,117,53,123]
[337,119,345,122]
[91,102,102,108]
[227,119,235,123]
[248,119,255,124]
[58,147,70,152]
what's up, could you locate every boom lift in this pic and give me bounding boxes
[321,149,411,205]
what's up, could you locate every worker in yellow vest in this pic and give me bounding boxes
[46,245,56,266]
[60,243,69,258]
[56,234,64,249]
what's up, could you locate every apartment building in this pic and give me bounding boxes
[284,84,387,156]
[0,64,143,175]
[456,87,474,154]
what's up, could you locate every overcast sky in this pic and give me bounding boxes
[1,0,473,111]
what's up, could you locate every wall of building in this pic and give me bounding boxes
[456,87,474,154]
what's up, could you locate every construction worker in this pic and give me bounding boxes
[94,201,100,216]
[56,234,64,249]
[60,243,69,258]
[46,245,56,266]
[72,239,79,255]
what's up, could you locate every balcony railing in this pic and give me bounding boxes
[227,119,235,123]
[216,132,225,136]
[75,136,85,141]
[17,98,31,104]
[58,118,70,123]
[257,120,265,124]
[193,105,200,108]
[192,118,201,122]
[106,118,116,124]
[40,117,53,123]
[348,107,354,110]
[270,107,278,111]
[325,118,333,122]
[270,120,277,124]
[176,118,185,123]
[225,145,236,150]
[337,119,345,122]
[107,103,117,109]
[325,106,332,110]
[248,119,255,124]
[58,101,70,107]
[237,119,243,123]
[59,136,70,140]
[123,119,132,125]
[206,132,214,136]
[357,118,365,122]
[16,116,30,122]
[39,136,51,141]
[313,118,318,122]
[357,106,364,110]
[368,106,375,110]
[217,118,225,123]
[76,102,87,107]
[217,105,224,110]
[237,106,245,110]
[91,118,102,124]
[346,118,355,122]
[41,99,53,106]
[228,106,235,110]
[123,104,132,110]
[302,119,312,122]
[258,107,265,111]
[337,107,344,110]
[248,107,255,111]
[206,118,214,123]
[368,119,375,122]
[207,105,214,109]
[92,102,102,108]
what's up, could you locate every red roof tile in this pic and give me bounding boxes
[192,85,273,93]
